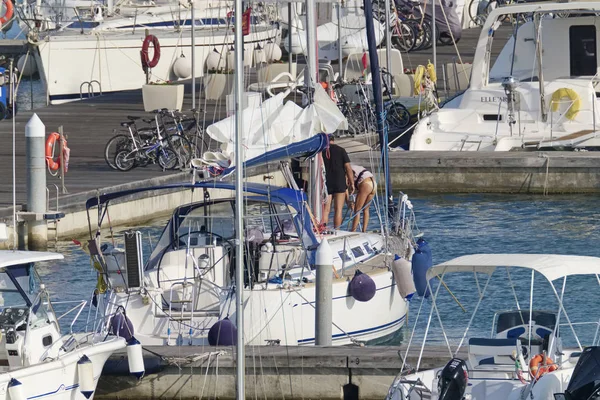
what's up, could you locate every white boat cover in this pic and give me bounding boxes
[204,83,347,165]
[427,253,600,282]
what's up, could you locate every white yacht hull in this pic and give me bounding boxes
[34,26,280,104]
[389,363,576,400]
[0,336,124,400]
[102,232,410,346]
[114,267,406,346]
[410,14,600,151]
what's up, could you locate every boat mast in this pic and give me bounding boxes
[364,0,391,220]
[191,0,196,110]
[432,0,436,69]
[306,0,321,221]
[383,0,392,88]
[534,12,547,123]
[233,0,245,394]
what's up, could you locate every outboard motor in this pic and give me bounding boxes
[554,346,600,400]
[438,358,468,400]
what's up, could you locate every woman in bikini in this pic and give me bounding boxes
[349,164,377,232]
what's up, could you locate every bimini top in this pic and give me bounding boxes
[85,181,307,210]
[0,250,63,270]
[426,254,600,282]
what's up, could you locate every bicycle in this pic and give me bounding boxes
[104,115,155,170]
[113,130,180,172]
[380,68,411,130]
[158,108,209,156]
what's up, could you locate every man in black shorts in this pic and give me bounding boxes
[321,136,354,229]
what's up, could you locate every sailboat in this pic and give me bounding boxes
[79,0,422,350]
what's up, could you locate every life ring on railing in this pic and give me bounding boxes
[45,132,70,173]
[529,354,558,380]
[141,35,160,69]
[551,87,580,120]
[0,0,14,26]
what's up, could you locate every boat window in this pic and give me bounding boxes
[569,25,597,76]
[351,247,365,257]
[245,202,298,240]
[0,264,36,307]
[177,201,235,243]
[338,251,352,262]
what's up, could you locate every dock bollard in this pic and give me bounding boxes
[26,113,47,250]
[315,238,333,346]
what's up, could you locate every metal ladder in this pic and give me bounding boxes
[167,280,196,346]
[45,184,60,247]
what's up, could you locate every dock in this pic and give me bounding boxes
[97,344,461,399]
[0,39,27,57]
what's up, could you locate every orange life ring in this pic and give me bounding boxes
[141,35,160,69]
[45,132,69,173]
[529,354,558,380]
[0,0,14,25]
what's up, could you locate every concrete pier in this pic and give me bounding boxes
[97,344,461,400]
[351,150,600,194]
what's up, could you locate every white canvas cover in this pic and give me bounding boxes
[204,83,347,165]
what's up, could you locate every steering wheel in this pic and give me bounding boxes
[176,231,226,247]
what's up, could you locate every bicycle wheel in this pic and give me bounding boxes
[114,149,136,171]
[158,148,179,170]
[387,102,411,130]
[181,121,209,156]
[406,19,431,51]
[392,22,416,53]
[104,134,131,170]
[167,134,193,169]
[421,19,434,50]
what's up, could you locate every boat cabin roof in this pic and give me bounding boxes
[427,254,600,282]
[0,251,63,270]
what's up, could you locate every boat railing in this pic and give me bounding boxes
[51,300,88,334]
[558,320,600,346]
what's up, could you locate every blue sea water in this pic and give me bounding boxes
[38,193,600,348]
